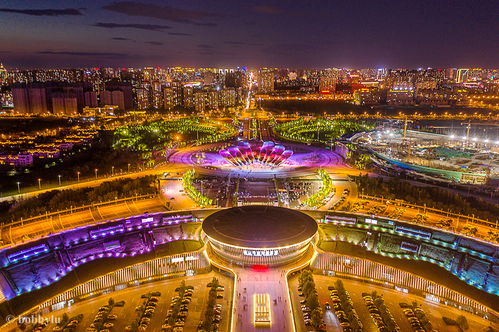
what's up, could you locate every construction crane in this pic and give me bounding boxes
[403,117,414,162]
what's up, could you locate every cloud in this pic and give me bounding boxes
[197,44,214,49]
[168,32,192,36]
[37,51,127,57]
[145,41,163,46]
[93,22,171,31]
[102,1,218,26]
[111,37,131,41]
[223,41,262,47]
[0,8,84,16]
[253,5,283,15]
[193,22,217,27]
[224,41,245,45]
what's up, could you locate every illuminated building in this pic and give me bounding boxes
[257,69,275,93]
[202,206,317,266]
[194,90,206,112]
[0,154,33,167]
[387,86,414,105]
[0,63,7,85]
[84,91,98,107]
[319,75,337,93]
[51,93,78,115]
[163,82,183,110]
[219,88,237,107]
[12,84,47,114]
[101,82,133,110]
[151,80,164,109]
[353,88,383,105]
[457,68,469,83]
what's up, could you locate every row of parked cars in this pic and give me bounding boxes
[197,303,223,332]
[328,287,362,332]
[401,307,426,332]
[332,188,350,210]
[126,292,161,331]
[86,303,120,332]
[161,286,194,332]
[362,294,400,332]
[297,285,327,331]
[50,314,84,332]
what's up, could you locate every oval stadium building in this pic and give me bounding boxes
[202,206,318,266]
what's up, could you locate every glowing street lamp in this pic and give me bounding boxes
[16,182,20,194]
[58,174,62,186]
[38,178,42,190]
[77,171,80,182]
[95,168,98,179]
[111,166,115,176]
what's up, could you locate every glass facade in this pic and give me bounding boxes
[204,234,316,266]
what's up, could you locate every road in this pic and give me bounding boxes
[208,246,315,332]
[0,164,188,203]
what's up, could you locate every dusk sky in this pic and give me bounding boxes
[0,0,497,68]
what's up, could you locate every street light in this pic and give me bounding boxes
[38,178,42,190]
[77,171,80,182]
[58,174,62,186]
[16,181,20,194]
[95,168,98,179]
[128,163,131,173]
[111,166,115,176]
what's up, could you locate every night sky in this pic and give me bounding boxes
[0,0,497,68]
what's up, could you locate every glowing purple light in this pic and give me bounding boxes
[219,140,293,167]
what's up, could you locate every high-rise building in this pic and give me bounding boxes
[0,63,7,85]
[220,88,237,107]
[319,76,337,93]
[51,93,78,115]
[102,82,133,110]
[100,90,127,110]
[444,68,457,81]
[84,91,98,107]
[194,91,206,113]
[258,69,275,93]
[12,84,48,114]
[151,81,164,109]
[456,69,469,83]
[163,82,183,110]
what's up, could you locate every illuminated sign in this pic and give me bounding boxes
[171,257,184,263]
[243,250,278,257]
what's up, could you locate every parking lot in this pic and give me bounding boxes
[314,275,495,332]
[30,271,233,332]
[290,273,495,332]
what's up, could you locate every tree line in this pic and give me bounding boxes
[353,175,499,221]
[0,176,157,223]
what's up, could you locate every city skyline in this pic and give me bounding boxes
[0,0,498,68]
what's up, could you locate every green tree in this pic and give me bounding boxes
[311,308,322,327]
